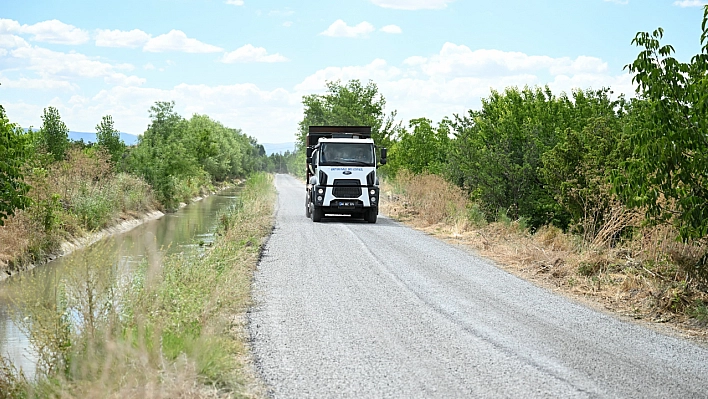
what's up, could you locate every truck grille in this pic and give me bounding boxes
[332,179,362,198]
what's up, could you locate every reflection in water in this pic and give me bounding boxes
[0,187,241,377]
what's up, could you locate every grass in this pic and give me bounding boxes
[382,171,708,340]
[0,172,275,398]
[0,147,159,275]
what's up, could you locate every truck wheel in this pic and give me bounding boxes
[312,207,323,222]
[305,196,312,218]
[365,209,377,224]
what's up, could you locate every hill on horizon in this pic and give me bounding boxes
[261,142,295,156]
[68,131,139,146]
[25,129,293,154]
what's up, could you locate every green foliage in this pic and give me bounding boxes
[388,118,451,176]
[95,115,125,165]
[0,355,29,399]
[40,106,69,162]
[297,79,400,151]
[0,103,31,226]
[265,150,300,174]
[128,102,264,209]
[689,300,708,324]
[540,107,629,239]
[614,6,708,240]
[447,86,625,231]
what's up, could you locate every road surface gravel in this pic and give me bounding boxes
[249,174,708,398]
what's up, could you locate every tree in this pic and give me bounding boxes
[540,115,629,239]
[615,6,708,239]
[448,86,622,230]
[448,86,567,228]
[388,118,451,176]
[96,115,125,165]
[40,106,69,161]
[297,80,400,151]
[0,103,30,225]
[127,101,267,208]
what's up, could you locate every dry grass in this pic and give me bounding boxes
[1,148,158,278]
[382,172,708,342]
[382,171,475,231]
[0,213,31,271]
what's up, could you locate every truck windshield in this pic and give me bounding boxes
[319,143,375,166]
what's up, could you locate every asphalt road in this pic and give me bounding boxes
[249,174,708,398]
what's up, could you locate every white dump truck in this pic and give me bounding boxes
[305,126,387,223]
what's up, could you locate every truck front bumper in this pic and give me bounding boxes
[313,185,379,211]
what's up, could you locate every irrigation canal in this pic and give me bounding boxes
[0,187,242,377]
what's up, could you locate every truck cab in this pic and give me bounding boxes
[305,126,386,223]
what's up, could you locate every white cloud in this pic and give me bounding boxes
[0,34,29,49]
[296,43,634,135]
[221,44,289,63]
[0,19,21,34]
[19,20,89,45]
[295,59,402,93]
[0,74,77,90]
[95,29,151,48]
[9,46,134,81]
[401,43,607,78]
[320,20,375,38]
[104,73,146,87]
[370,0,455,10]
[673,0,708,6]
[225,0,244,5]
[380,25,403,34]
[13,83,301,141]
[283,21,293,27]
[143,30,223,53]
[549,55,608,75]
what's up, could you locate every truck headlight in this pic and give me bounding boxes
[317,196,323,201]
[370,189,376,195]
[371,196,377,203]
[318,188,324,194]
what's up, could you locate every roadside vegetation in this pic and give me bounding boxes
[296,8,708,336]
[0,100,270,276]
[1,92,278,396]
[0,172,275,397]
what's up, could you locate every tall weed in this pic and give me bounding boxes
[385,170,474,227]
[1,149,157,270]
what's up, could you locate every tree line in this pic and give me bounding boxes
[0,97,277,269]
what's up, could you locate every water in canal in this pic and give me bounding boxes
[0,187,242,377]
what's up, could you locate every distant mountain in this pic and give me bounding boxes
[27,129,292,153]
[262,142,296,156]
[68,131,139,146]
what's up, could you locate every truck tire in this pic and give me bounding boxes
[305,196,312,218]
[312,207,323,222]
[365,209,377,224]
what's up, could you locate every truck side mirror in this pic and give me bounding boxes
[306,147,313,158]
[379,148,387,165]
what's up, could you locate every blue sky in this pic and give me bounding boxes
[1,0,706,143]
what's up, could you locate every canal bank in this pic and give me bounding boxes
[0,174,274,396]
[0,186,241,373]
[0,211,165,284]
